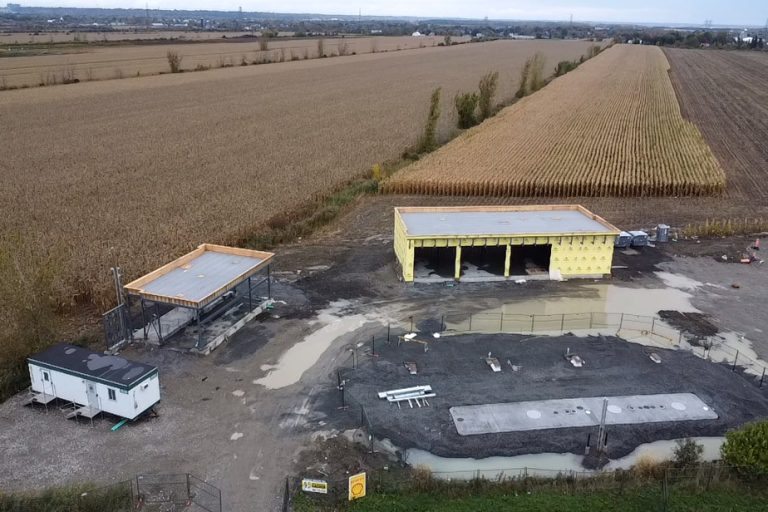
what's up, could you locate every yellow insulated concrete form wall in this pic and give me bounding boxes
[394,205,620,282]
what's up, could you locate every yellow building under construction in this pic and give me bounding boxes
[394,205,620,282]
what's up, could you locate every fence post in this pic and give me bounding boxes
[371,335,376,357]
[560,314,565,332]
[469,314,472,331]
[530,315,534,332]
[387,323,390,343]
[619,313,624,331]
[651,316,656,333]
[409,316,413,333]
[283,476,290,512]
[733,350,739,372]
[440,315,445,332]
[186,474,191,501]
[760,367,765,388]
[500,312,504,331]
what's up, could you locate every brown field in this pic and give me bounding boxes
[664,48,768,201]
[0,35,467,88]
[0,30,297,44]
[385,44,725,198]
[0,39,596,307]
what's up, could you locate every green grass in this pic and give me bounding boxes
[294,487,768,512]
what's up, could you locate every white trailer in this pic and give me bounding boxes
[26,344,160,420]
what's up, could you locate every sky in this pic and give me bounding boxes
[18,0,767,26]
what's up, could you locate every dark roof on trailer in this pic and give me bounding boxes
[28,343,158,391]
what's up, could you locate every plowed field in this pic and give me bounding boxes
[664,48,768,200]
[385,45,725,198]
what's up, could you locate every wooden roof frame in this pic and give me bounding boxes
[124,244,274,309]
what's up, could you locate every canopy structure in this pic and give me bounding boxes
[125,244,274,309]
[117,244,274,354]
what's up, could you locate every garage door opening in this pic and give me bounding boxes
[461,246,506,279]
[510,244,551,276]
[413,247,455,280]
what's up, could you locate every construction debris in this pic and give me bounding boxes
[485,352,502,372]
[404,362,418,375]
[565,347,585,368]
[649,352,662,364]
[377,385,434,409]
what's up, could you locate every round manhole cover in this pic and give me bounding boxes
[526,410,542,419]
[607,405,622,414]
[671,402,686,411]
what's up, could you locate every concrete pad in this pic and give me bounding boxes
[450,393,717,436]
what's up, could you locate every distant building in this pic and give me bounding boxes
[411,31,423,37]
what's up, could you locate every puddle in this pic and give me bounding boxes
[655,272,704,291]
[405,437,725,479]
[447,284,698,327]
[685,331,768,376]
[253,300,397,390]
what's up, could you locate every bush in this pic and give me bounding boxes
[166,51,182,73]
[673,439,704,468]
[477,71,499,121]
[722,420,768,476]
[415,87,441,153]
[555,60,578,77]
[516,53,545,98]
[454,91,479,129]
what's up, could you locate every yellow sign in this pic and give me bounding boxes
[348,472,366,501]
[301,478,328,494]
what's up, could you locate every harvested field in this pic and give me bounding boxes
[0,30,277,44]
[664,48,768,200]
[0,35,465,88]
[385,44,725,198]
[0,39,597,307]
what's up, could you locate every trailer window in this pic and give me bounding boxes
[108,388,116,401]
[43,372,49,381]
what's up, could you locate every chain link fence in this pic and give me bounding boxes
[287,463,766,511]
[0,473,221,512]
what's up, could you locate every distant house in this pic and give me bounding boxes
[411,31,423,37]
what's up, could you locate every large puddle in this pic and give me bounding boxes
[253,301,370,389]
[404,437,725,479]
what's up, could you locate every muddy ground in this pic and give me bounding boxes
[2,196,768,509]
[333,333,768,460]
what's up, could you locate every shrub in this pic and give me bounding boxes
[166,51,182,73]
[444,35,452,46]
[555,60,578,76]
[454,91,479,129]
[317,38,324,58]
[258,37,269,51]
[673,438,704,468]
[722,420,768,476]
[416,87,441,153]
[477,71,499,121]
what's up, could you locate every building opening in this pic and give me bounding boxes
[509,244,551,276]
[413,247,455,279]
[461,246,506,278]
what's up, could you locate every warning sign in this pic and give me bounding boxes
[301,478,328,494]
[348,472,366,501]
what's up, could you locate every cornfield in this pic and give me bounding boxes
[0,39,598,309]
[384,45,726,198]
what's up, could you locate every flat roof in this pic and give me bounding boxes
[124,244,274,308]
[28,343,157,391]
[396,205,620,238]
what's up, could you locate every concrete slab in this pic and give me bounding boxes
[450,393,717,436]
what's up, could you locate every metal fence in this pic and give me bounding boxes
[287,464,765,510]
[377,310,768,387]
[1,473,222,512]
